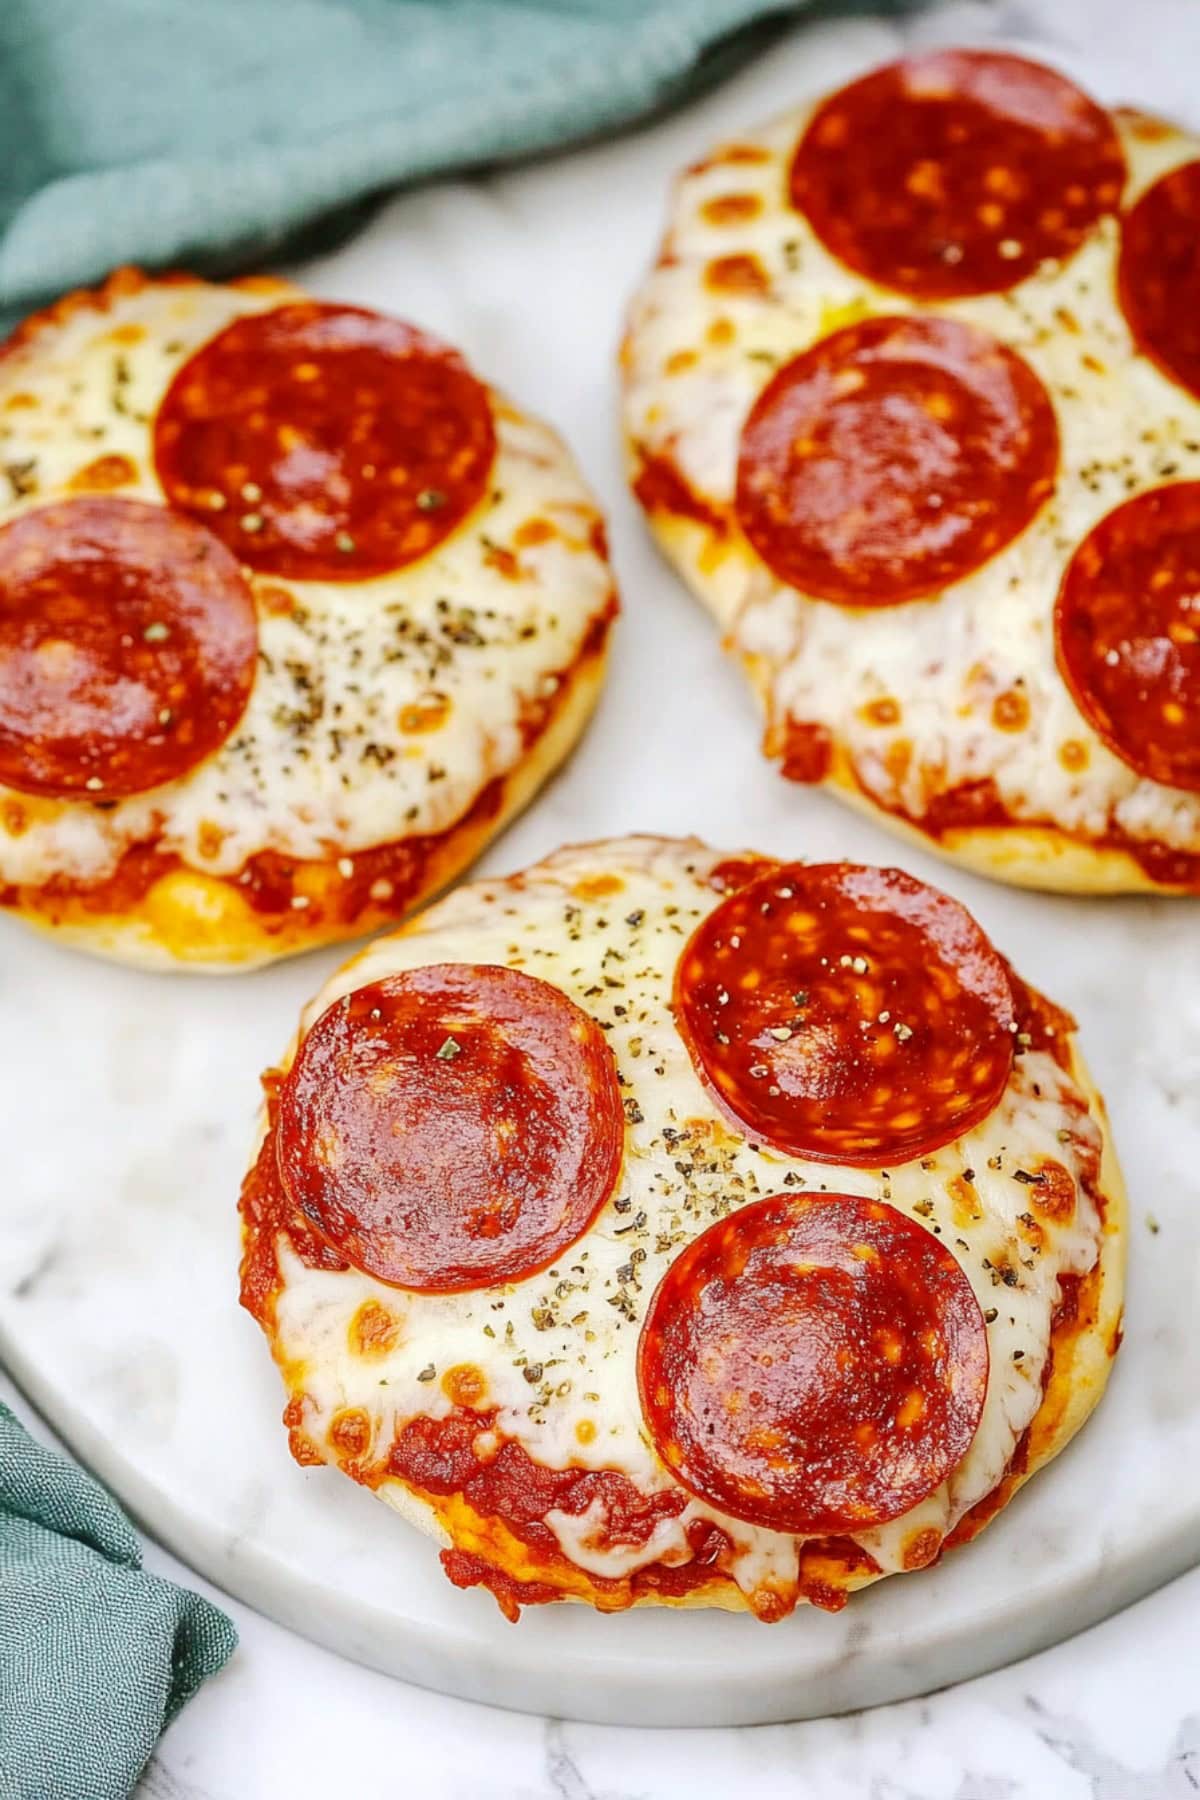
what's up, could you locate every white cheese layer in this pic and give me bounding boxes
[266,837,1106,1605]
[621,101,1200,858]
[0,278,613,885]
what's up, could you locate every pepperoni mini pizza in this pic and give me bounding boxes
[0,269,615,968]
[622,50,1200,894]
[240,836,1125,1621]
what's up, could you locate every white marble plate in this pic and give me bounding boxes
[2,13,1199,1729]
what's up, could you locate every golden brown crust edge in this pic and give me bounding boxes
[0,264,296,361]
[631,470,1197,899]
[0,640,610,972]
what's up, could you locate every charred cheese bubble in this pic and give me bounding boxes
[0,271,615,968]
[622,50,1200,895]
[240,836,1125,1622]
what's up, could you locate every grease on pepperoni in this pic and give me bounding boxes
[674,862,1016,1165]
[638,1192,988,1534]
[155,302,496,582]
[275,965,624,1292]
[790,50,1124,298]
[735,316,1058,606]
[0,496,257,800]
[1117,159,1200,402]
[1055,482,1200,793]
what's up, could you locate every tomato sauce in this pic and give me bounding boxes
[631,450,728,536]
[866,774,1200,894]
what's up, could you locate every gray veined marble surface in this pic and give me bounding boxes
[3,0,1200,1788]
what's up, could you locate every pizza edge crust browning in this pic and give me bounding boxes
[0,264,295,358]
[629,487,1197,898]
[244,834,1126,1616]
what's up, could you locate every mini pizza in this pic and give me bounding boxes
[240,836,1125,1622]
[622,49,1200,894]
[0,269,615,968]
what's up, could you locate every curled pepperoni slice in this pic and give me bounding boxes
[155,303,496,582]
[638,1192,988,1535]
[674,862,1016,1165]
[735,316,1057,607]
[1055,483,1200,793]
[791,50,1124,299]
[0,496,257,800]
[1118,159,1200,402]
[276,965,624,1293]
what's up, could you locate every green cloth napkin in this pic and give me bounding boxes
[0,0,820,331]
[0,1401,237,1800]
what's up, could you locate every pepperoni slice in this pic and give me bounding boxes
[155,303,496,582]
[0,496,257,800]
[1118,159,1200,402]
[638,1192,988,1535]
[790,50,1124,299]
[1055,483,1200,793]
[674,862,1016,1165]
[275,965,624,1293]
[735,316,1058,607]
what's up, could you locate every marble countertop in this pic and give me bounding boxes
[8,0,1200,1792]
[156,1566,1200,1800]
[7,1370,1197,1800]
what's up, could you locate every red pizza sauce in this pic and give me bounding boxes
[735,316,1058,606]
[392,1409,731,1619]
[1118,159,1200,402]
[386,1407,877,1620]
[790,50,1124,299]
[0,496,257,799]
[638,1192,988,1535]
[0,774,499,931]
[1055,482,1200,792]
[673,861,1017,1165]
[439,1552,567,1621]
[391,1409,688,1541]
[1005,963,1076,1076]
[239,1091,348,1330]
[275,965,624,1292]
[155,302,496,582]
[778,720,833,783]
[631,448,727,537]
[1108,834,1200,891]
[854,774,1200,895]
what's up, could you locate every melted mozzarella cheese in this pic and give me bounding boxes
[621,104,1200,858]
[267,837,1106,1604]
[0,278,613,885]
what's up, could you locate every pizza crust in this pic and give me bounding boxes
[0,270,617,967]
[620,90,1200,898]
[245,833,1126,1618]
